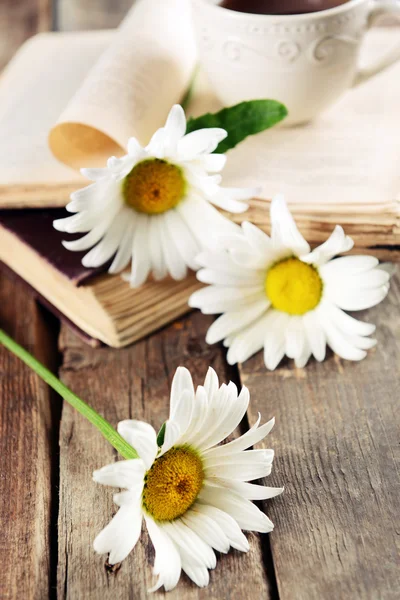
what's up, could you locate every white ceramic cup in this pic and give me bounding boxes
[191,0,400,124]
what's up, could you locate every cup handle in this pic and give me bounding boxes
[353,0,400,87]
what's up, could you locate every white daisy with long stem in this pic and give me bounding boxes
[54,105,257,287]
[190,195,390,370]
[0,331,282,593]
[93,366,282,591]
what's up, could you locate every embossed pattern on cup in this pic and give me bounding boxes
[191,0,400,124]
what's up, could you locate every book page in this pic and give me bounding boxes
[49,0,197,169]
[0,31,112,207]
[189,28,400,223]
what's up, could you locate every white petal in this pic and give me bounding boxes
[93,502,142,565]
[324,283,389,311]
[301,225,354,265]
[170,389,194,440]
[193,504,249,552]
[284,317,306,360]
[159,216,188,280]
[294,335,312,369]
[179,386,209,446]
[108,216,136,274]
[81,167,108,181]
[93,459,145,490]
[322,318,367,361]
[178,128,227,160]
[203,416,275,457]
[197,267,263,287]
[204,449,274,481]
[213,231,251,253]
[229,248,270,270]
[182,508,230,553]
[195,384,250,451]
[53,210,93,233]
[206,298,270,344]
[321,255,379,278]
[82,210,126,268]
[322,301,376,336]
[163,104,187,156]
[113,488,143,507]
[159,420,181,456]
[177,194,239,250]
[164,209,200,271]
[107,155,136,180]
[302,310,326,362]
[146,127,167,159]
[270,194,310,255]
[195,249,263,278]
[242,220,272,256]
[127,136,143,157]
[196,153,227,173]
[145,517,182,592]
[208,190,250,214]
[164,520,216,569]
[127,213,151,287]
[189,285,264,315]
[226,311,272,365]
[347,269,391,289]
[66,182,98,212]
[182,563,209,588]
[148,215,168,281]
[220,186,261,202]
[62,219,115,252]
[203,367,219,400]
[170,366,195,416]
[117,421,158,470]
[187,170,222,197]
[199,484,274,533]
[210,479,284,500]
[263,310,290,370]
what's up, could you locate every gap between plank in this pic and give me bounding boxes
[227,361,281,600]
[36,304,63,600]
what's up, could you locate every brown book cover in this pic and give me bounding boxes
[0,208,104,285]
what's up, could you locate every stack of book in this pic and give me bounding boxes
[0,0,398,346]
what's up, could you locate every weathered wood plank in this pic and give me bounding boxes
[0,272,59,599]
[0,0,51,70]
[239,273,400,600]
[55,0,133,31]
[57,312,272,600]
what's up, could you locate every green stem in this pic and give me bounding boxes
[0,329,138,460]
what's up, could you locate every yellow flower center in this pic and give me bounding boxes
[142,446,204,522]
[123,158,186,214]
[265,257,323,315]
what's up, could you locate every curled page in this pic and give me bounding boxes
[49,0,197,169]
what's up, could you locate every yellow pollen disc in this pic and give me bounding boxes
[123,158,186,214]
[265,257,323,315]
[142,446,204,522]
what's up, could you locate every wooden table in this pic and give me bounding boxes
[0,2,399,599]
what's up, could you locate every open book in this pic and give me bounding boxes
[0,0,399,251]
[0,0,197,207]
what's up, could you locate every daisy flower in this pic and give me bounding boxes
[93,366,282,592]
[189,195,390,370]
[54,105,257,287]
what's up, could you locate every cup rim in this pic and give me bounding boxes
[192,0,368,21]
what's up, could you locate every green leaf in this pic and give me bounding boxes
[186,100,288,154]
[157,422,167,447]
